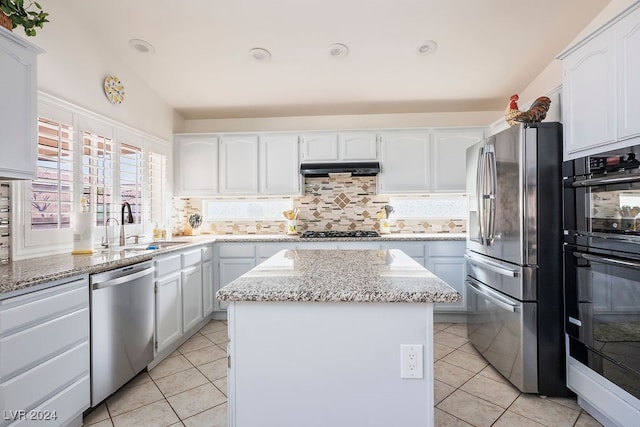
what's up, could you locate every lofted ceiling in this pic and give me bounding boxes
[59,0,610,119]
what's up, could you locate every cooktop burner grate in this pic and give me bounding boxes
[300,230,380,238]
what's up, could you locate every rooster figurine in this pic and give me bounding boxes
[504,94,552,126]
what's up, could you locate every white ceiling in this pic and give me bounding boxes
[61,0,610,119]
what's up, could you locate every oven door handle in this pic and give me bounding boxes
[572,174,640,187]
[576,252,640,270]
[466,278,520,313]
[465,253,519,277]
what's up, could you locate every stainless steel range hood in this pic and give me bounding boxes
[299,162,380,177]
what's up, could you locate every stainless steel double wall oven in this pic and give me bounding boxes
[564,146,640,400]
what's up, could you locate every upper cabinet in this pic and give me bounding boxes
[300,132,377,161]
[379,132,431,193]
[174,135,219,196]
[0,30,43,180]
[260,134,300,195]
[219,135,259,194]
[560,3,640,159]
[617,6,640,142]
[431,129,484,193]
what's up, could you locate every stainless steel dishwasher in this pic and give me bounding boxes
[90,261,155,406]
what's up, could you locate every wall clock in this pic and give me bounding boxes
[103,75,125,104]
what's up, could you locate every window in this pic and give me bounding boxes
[30,117,74,230]
[204,199,293,221]
[388,196,467,219]
[82,131,113,226]
[148,150,167,226]
[120,143,143,224]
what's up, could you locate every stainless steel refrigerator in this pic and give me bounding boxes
[465,122,570,396]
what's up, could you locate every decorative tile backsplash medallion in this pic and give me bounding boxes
[173,177,466,235]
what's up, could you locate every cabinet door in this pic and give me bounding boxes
[260,134,300,195]
[155,273,183,354]
[182,265,204,332]
[301,133,339,161]
[174,136,219,195]
[432,129,484,192]
[0,33,39,180]
[219,136,259,194]
[381,242,426,266]
[202,259,214,316]
[563,28,616,155]
[379,132,431,193]
[339,132,377,160]
[428,257,466,312]
[617,7,640,141]
[217,259,256,310]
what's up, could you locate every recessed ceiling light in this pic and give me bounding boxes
[128,39,155,54]
[328,43,349,58]
[249,48,271,62]
[416,40,438,56]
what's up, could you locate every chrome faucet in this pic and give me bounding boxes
[120,202,134,246]
[102,217,120,248]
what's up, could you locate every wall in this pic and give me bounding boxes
[14,2,178,141]
[182,111,500,133]
[173,176,465,236]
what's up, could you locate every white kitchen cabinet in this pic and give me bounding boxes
[338,132,377,160]
[431,129,484,192]
[381,241,426,266]
[174,135,219,196]
[616,6,640,142]
[202,245,214,316]
[300,132,377,162]
[219,135,259,194]
[182,264,204,332]
[155,271,183,354]
[561,28,616,156]
[0,30,42,180]
[260,134,301,195]
[427,241,466,312]
[218,259,255,311]
[378,132,431,193]
[0,275,90,427]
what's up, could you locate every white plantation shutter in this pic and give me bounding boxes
[30,117,74,230]
[120,143,143,224]
[82,130,114,226]
[148,150,167,226]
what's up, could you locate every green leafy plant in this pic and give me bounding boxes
[0,0,49,36]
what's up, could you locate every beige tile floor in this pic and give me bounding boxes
[83,321,604,427]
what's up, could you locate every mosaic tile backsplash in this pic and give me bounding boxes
[173,176,466,235]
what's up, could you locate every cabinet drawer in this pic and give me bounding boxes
[202,245,214,262]
[155,254,181,277]
[429,241,465,257]
[182,249,202,267]
[0,341,89,415]
[218,244,256,258]
[0,308,88,379]
[257,244,295,259]
[11,375,90,427]
[0,279,87,335]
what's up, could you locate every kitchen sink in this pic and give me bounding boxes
[128,240,190,251]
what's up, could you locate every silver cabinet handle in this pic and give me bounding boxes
[465,253,519,277]
[466,279,520,313]
[572,175,640,187]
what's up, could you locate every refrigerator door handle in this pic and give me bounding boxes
[485,150,497,244]
[465,253,520,277]
[466,278,520,313]
[476,147,486,245]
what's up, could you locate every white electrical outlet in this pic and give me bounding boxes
[400,344,424,379]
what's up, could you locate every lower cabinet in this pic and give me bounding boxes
[154,245,211,356]
[0,275,90,427]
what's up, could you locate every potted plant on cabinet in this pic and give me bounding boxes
[0,0,49,36]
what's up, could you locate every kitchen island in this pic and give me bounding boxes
[216,249,460,427]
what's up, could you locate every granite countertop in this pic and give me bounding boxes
[0,232,466,299]
[216,249,461,304]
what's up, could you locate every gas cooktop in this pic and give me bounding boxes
[300,230,380,238]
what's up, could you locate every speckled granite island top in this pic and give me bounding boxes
[216,249,461,304]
